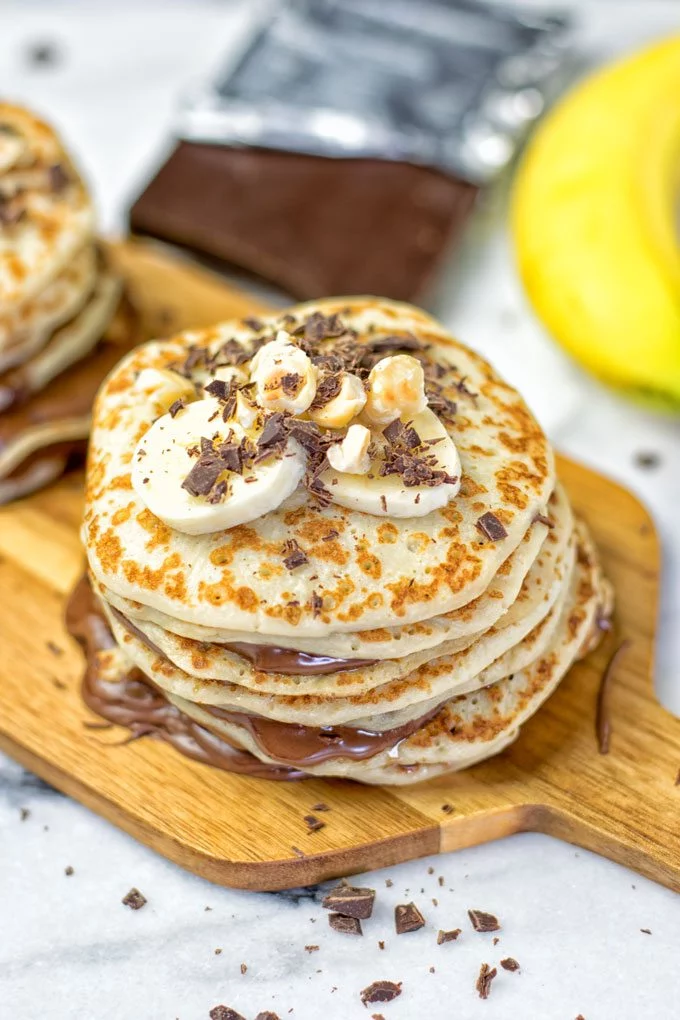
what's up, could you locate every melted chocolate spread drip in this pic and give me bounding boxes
[67,577,440,777]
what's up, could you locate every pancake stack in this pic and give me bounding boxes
[0,103,135,503]
[73,298,613,784]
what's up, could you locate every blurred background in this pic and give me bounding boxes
[0,0,678,707]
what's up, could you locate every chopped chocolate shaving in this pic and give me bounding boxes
[380,447,457,488]
[243,316,264,331]
[205,379,231,400]
[425,385,457,420]
[311,803,330,812]
[322,530,339,542]
[378,940,385,950]
[501,957,520,971]
[475,963,497,999]
[206,480,228,504]
[640,928,652,935]
[380,495,387,513]
[360,981,402,1006]
[283,539,308,571]
[259,411,287,448]
[382,419,403,445]
[533,511,555,529]
[441,803,454,814]
[304,945,319,953]
[597,639,632,754]
[468,909,500,932]
[437,927,462,944]
[304,814,325,832]
[301,311,347,344]
[311,372,342,409]
[181,453,222,497]
[122,888,147,910]
[214,337,251,368]
[311,352,345,372]
[395,902,426,934]
[365,333,426,353]
[329,913,363,936]
[476,512,508,542]
[218,442,242,474]
[311,592,323,617]
[322,884,375,920]
[209,1007,246,1020]
[168,398,185,418]
[401,426,422,449]
[280,372,302,397]
[48,163,70,192]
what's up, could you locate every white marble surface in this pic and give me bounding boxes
[1,2,679,1018]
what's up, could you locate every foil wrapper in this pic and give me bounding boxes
[177,0,572,184]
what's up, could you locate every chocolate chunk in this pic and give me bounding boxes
[209,1008,246,1020]
[360,981,402,1006]
[382,419,403,445]
[219,442,242,474]
[205,379,231,400]
[322,884,375,920]
[329,913,363,936]
[501,957,520,971]
[437,928,461,944]
[475,963,497,999]
[282,539,308,571]
[302,312,347,344]
[468,909,500,932]
[259,411,287,448]
[441,803,454,814]
[240,962,247,974]
[401,426,422,449]
[254,1013,281,1020]
[168,398,185,418]
[311,591,323,617]
[304,814,325,832]
[395,902,425,934]
[181,454,222,497]
[122,887,147,910]
[311,372,342,409]
[206,480,228,504]
[475,512,508,542]
[216,338,251,367]
[48,163,70,192]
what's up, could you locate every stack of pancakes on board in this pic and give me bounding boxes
[0,103,136,503]
[73,298,612,784]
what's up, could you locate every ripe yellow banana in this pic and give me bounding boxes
[512,36,680,410]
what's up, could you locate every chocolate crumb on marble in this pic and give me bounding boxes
[640,928,652,935]
[329,913,363,936]
[240,962,247,975]
[492,936,500,946]
[437,928,461,944]
[322,884,375,919]
[122,887,147,910]
[305,944,320,953]
[64,866,74,876]
[209,1008,246,1020]
[19,807,30,821]
[395,902,426,934]
[360,981,402,1006]
[378,940,385,950]
[475,963,497,999]
[214,948,222,955]
[501,957,520,971]
[468,909,500,932]
[255,1013,281,1020]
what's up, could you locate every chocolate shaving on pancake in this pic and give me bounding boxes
[279,372,302,397]
[168,398,185,418]
[48,162,70,192]
[476,512,508,542]
[181,445,222,496]
[310,372,342,409]
[282,538,308,571]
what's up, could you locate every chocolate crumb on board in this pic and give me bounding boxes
[360,981,402,1006]
[322,884,375,919]
[305,944,319,953]
[209,1008,246,1020]
[437,928,461,944]
[475,511,508,542]
[468,909,500,932]
[240,962,247,975]
[311,803,330,812]
[441,803,454,814]
[291,846,306,858]
[501,957,520,971]
[304,814,325,833]
[476,963,497,999]
[329,913,363,936]
[596,639,632,753]
[395,902,426,934]
[122,888,147,910]
[46,640,63,656]
[64,866,74,876]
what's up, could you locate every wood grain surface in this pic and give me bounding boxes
[0,239,678,892]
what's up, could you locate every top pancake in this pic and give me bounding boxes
[0,104,94,315]
[84,298,555,637]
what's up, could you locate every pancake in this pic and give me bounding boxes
[84,298,555,636]
[0,104,94,310]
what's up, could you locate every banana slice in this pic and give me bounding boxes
[134,367,197,417]
[320,408,461,518]
[131,398,306,535]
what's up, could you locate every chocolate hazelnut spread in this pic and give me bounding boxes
[206,641,377,676]
[67,576,440,775]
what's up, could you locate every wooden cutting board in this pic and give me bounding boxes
[1,239,678,893]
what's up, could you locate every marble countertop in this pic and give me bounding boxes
[1,2,679,1018]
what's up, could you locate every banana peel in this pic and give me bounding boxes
[512,36,680,411]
